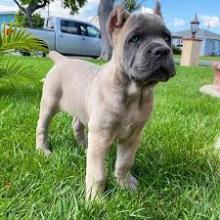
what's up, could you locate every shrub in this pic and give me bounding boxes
[15,11,44,28]
[172,45,182,55]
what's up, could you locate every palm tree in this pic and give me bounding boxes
[0,25,48,78]
[123,0,141,13]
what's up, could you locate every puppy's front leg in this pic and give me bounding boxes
[86,130,113,200]
[115,130,142,190]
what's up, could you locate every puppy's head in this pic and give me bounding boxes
[108,2,176,86]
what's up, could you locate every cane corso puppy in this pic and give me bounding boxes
[36,2,176,200]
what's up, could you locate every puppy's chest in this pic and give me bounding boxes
[117,97,153,140]
[117,114,141,140]
[108,82,153,140]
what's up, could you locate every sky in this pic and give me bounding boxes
[0,0,220,34]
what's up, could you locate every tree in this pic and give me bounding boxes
[123,0,140,13]
[0,25,48,79]
[13,0,87,28]
[98,0,114,61]
[97,0,141,60]
[15,11,44,28]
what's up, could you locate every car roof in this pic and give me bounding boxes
[48,16,98,29]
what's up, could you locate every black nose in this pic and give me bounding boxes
[151,47,171,57]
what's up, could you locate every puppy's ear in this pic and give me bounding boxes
[108,6,130,36]
[154,0,163,18]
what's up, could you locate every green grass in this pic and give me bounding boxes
[174,55,220,62]
[200,56,220,61]
[1,56,220,219]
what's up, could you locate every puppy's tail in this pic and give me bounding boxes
[49,51,66,63]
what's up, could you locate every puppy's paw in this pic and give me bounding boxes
[86,177,106,201]
[117,174,138,190]
[36,146,52,157]
[86,185,105,201]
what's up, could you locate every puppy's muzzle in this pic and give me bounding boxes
[150,45,171,58]
[131,42,175,84]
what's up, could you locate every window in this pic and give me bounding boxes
[47,18,54,30]
[61,20,81,35]
[86,25,100,38]
[80,24,87,36]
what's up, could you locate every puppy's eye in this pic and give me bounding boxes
[129,35,140,43]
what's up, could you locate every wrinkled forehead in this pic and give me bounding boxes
[122,13,170,38]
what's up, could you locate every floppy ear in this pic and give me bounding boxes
[108,5,130,37]
[154,0,163,18]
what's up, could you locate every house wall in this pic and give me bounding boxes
[172,37,182,47]
[200,39,206,56]
[218,41,220,56]
[172,37,206,56]
[205,39,220,56]
[0,14,15,28]
[90,16,99,28]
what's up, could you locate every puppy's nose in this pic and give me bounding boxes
[151,47,171,57]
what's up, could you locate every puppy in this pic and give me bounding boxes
[36,3,176,200]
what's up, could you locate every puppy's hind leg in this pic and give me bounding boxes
[36,97,58,156]
[73,119,87,148]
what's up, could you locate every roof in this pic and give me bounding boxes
[173,29,220,41]
[0,11,17,15]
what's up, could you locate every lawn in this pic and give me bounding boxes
[174,55,220,62]
[1,56,220,219]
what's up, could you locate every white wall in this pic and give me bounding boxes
[200,39,206,56]
[205,39,220,56]
[172,38,182,47]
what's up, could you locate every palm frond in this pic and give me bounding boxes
[0,24,49,82]
[0,58,42,86]
[0,59,30,78]
[0,24,48,55]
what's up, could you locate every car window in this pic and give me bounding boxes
[80,24,87,36]
[47,18,54,30]
[61,20,81,35]
[86,25,100,38]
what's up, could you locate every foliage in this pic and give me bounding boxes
[1,57,220,219]
[13,0,87,27]
[14,0,87,13]
[15,11,44,28]
[172,45,182,55]
[62,0,87,15]
[123,0,141,12]
[0,25,48,79]
[0,25,48,55]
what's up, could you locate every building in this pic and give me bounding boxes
[172,29,220,56]
[0,11,16,28]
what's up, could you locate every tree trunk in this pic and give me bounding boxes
[25,10,33,28]
[98,0,114,61]
[13,0,47,28]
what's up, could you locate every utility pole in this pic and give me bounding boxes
[47,2,50,17]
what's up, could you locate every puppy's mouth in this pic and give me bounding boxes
[131,67,171,86]
[130,54,176,86]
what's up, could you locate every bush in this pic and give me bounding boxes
[172,45,182,55]
[15,11,44,28]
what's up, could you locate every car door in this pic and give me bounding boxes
[79,23,101,57]
[56,19,84,55]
